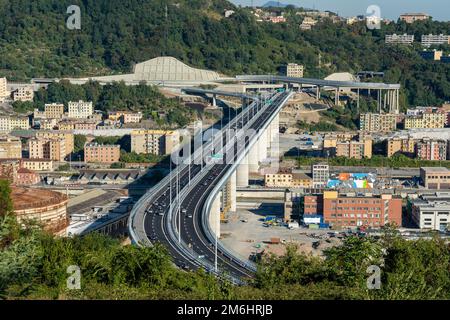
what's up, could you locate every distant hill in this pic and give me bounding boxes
[0,0,449,108]
[262,1,294,8]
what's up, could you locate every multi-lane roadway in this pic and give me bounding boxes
[129,91,292,282]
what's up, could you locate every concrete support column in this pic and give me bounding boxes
[237,155,249,187]
[258,128,268,162]
[212,95,217,107]
[248,143,259,173]
[209,192,221,238]
[229,170,237,212]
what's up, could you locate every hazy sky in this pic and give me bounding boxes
[230,0,450,21]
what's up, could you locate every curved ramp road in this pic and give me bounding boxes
[129,91,293,282]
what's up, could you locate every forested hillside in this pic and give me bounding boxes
[0,0,449,106]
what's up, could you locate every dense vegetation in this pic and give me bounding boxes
[1,179,450,299]
[0,0,449,108]
[33,81,194,127]
[293,154,450,168]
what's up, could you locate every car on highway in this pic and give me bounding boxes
[187,214,193,218]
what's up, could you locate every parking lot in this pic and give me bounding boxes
[220,203,342,262]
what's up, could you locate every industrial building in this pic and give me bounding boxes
[410,193,450,231]
[11,187,69,235]
[305,191,402,228]
[420,167,450,189]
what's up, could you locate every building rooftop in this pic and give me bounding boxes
[421,167,450,173]
[11,187,68,211]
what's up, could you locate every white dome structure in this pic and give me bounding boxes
[133,57,220,82]
[324,72,357,82]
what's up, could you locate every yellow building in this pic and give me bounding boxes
[265,172,293,188]
[0,116,30,132]
[35,131,74,156]
[404,111,446,129]
[131,130,180,155]
[0,135,22,159]
[359,113,397,133]
[44,103,65,119]
[21,159,53,171]
[0,77,8,102]
[387,137,416,157]
[324,132,372,159]
[29,137,66,161]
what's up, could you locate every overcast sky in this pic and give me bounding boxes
[230,0,450,21]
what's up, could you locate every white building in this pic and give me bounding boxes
[312,164,329,188]
[385,34,414,45]
[68,100,93,119]
[0,78,9,102]
[12,87,34,102]
[411,193,450,231]
[421,34,450,47]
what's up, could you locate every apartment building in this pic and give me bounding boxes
[0,135,22,159]
[39,118,58,130]
[416,138,447,161]
[268,16,286,23]
[20,159,53,172]
[385,34,414,45]
[0,78,8,102]
[12,87,34,102]
[325,132,372,159]
[300,17,317,30]
[108,111,143,124]
[400,13,430,23]
[359,113,397,133]
[35,131,74,157]
[59,119,98,131]
[304,195,324,215]
[283,63,304,78]
[404,110,446,129]
[0,116,30,132]
[131,130,180,155]
[68,100,93,119]
[410,193,450,231]
[421,34,450,47]
[10,117,30,130]
[264,170,312,188]
[322,191,402,228]
[312,163,329,188]
[387,136,416,157]
[420,167,450,189]
[84,143,120,164]
[28,137,66,161]
[44,103,65,119]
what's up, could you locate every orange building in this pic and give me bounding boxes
[84,143,121,164]
[322,191,402,228]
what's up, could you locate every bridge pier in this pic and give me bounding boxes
[258,128,268,162]
[248,144,259,173]
[229,171,237,212]
[209,192,221,238]
[237,155,249,187]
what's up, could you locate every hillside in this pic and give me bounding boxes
[0,0,449,107]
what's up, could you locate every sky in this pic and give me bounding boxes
[230,0,450,21]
